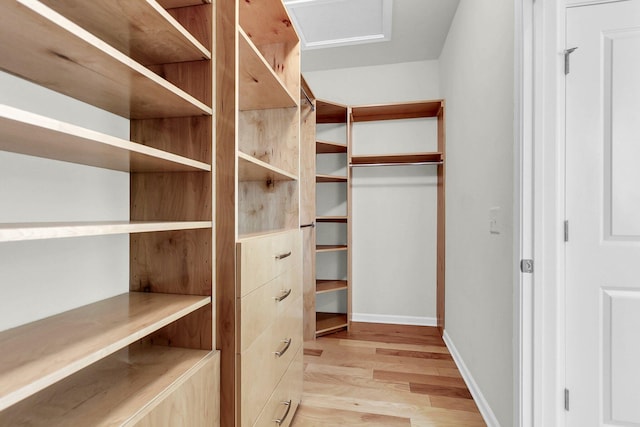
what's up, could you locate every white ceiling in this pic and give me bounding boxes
[285,0,460,72]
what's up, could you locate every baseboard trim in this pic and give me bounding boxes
[442,330,501,427]
[351,313,437,327]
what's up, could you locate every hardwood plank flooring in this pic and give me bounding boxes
[291,322,485,427]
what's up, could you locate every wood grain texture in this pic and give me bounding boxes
[38,0,210,65]
[239,107,300,176]
[0,106,210,173]
[0,1,211,119]
[238,180,299,235]
[292,324,485,427]
[316,100,348,124]
[303,228,317,341]
[0,293,210,411]
[238,151,298,182]
[316,313,348,336]
[300,88,317,226]
[239,0,299,45]
[0,345,216,427]
[350,100,443,122]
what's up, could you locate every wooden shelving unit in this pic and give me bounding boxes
[350,100,443,122]
[217,0,303,425]
[313,99,351,337]
[350,152,443,166]
[0,1,218,424]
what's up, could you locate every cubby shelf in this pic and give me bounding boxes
[316,312,348,336]
[0,1,212,119]
[0,221,212,243]
[238,151,298,182]
[0,105,211,172]
[238,28,298,111]
[316,100,348,124]
[316,174,347,183]
[316,244,348,253]
[316,216,348,223]
[316,140,347,154]
[0,292,211,411]
[39,0,211,66]
[316,280,348,294]
[0,344,213,426]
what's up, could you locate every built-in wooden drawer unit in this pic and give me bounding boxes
[240,292,302,426]
[252,347,303,427]
[237,229,301,297]
[239,267,301,353]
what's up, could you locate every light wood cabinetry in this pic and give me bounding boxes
[0,0,217,425]
[216,0,303,425]
[314,100,350,336]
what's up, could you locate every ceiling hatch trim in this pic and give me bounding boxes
[284,0,393,50]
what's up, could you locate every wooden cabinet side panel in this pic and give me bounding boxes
[302,226,316,341]
[299,96,316,225]
[131,351,220,427]
[436,105,446,334]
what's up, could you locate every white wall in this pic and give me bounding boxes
[305,60,440,324]
[438,0,515,425]
[0,71,129,332]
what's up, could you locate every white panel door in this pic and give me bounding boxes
[566,1,640,426]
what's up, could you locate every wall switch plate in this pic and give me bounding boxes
[489,207,501,234]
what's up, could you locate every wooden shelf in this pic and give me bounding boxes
[0,344,214,426]
[350,152,443,166]
[0,292,211,411]
[351,100,443,122]
[239,0,299,46]
[316,245,348,253]
[316,99,348,124]
[39,0,211,66]
[0,221,212,243]
[316,280,348,294]
[316,174,347,183]
[0,1,212,119]
[316,312,348,336]
[316,140,347,154]
[316,216,348,223]
[157,0,211,8]
[238,28,297,111]
[0,105,211,173]
[238,151,298,182]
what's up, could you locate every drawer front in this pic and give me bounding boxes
[240,296,302,427]
[240,266,301,353]
[252,347,303,427]
[237,230,301,297]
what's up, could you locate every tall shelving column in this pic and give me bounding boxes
[217,0,303,425]
[0,1,218,424]
[315,100,351,336]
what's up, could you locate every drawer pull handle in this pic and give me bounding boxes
[274,288,292,302]
[274,338,292,357]
[274,400,292,425]
[275,251,292,260]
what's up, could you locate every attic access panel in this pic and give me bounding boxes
[284,0,392,50]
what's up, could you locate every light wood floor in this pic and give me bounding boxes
[290,323,486,427]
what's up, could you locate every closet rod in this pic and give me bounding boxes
[300,87,315,111]
[349,161,443,167]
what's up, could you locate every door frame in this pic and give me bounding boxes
[519,0,568,425]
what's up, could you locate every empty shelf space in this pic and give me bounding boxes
[0,105,211,172]
[238,151,298,182]
[316,174,347,183]
[316,245,348,253]
[350,152,443,166]
[316,99,348,124]
[351,100,444,122]
[38,0,211,65]
[316,140,347,154]
[316,312,348,336]
[0,292,211,411]
[316,280,348,294]
[0,344,214,426]
[238,28,297,111]
[0,1,212,119]
[0,221,212,243]
[316,216,348,223]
